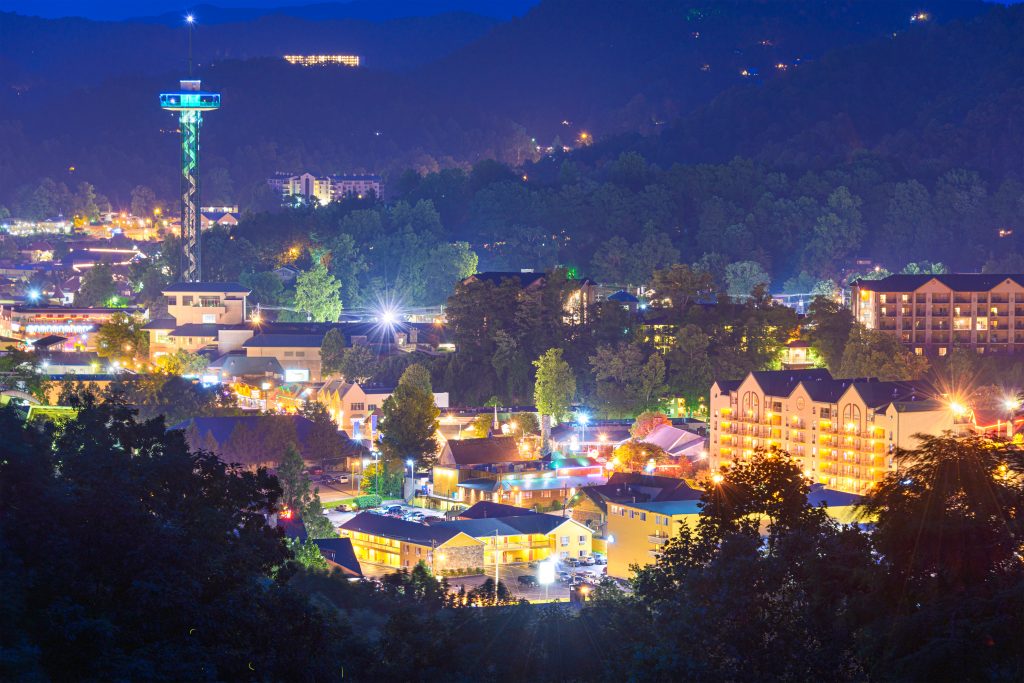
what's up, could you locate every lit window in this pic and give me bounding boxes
[560,536,569,546]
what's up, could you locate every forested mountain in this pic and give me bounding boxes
[0,0,991,209]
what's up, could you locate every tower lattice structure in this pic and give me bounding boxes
[159,79,220,281]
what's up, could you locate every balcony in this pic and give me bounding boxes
[648,535,670,545]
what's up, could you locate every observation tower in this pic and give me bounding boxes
[159,17,220,281]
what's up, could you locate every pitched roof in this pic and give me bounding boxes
[466,271,546,288]
[749,368,833,397]
[607,290,639,303]
[627,499,703,515]
[208,354,284,377]
[808,485,863,508]
[578,472,703,512]
[313,538,363,577]
[142,317,176,330]
[848,380,932,409]
[169,323,221,338]
[445,436,525,466]
[243,333,324,348]
[163,281,249,293]
[458,501,537,519]
[340,511,472,546]
[437,512,579,538]
[32,335,67,349]
[852,273,1024,292]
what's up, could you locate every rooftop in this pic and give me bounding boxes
[163,282,248,293]
[852,273,1024,292]
[243,333,325,348]
[340,511,470,546]
[626,499,704,515]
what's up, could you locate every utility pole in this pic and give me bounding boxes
[494,528,499,605]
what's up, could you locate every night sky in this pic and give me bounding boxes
[0,0,540,20]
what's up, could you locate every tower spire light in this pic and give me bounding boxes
[159,19,219,282]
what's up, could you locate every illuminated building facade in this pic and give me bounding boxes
[708,369,962,494]
[851,274,1024,355]
[0,305,146,351]
[283,54,361,67]
[268,172,382,205]
[159,79,221,281]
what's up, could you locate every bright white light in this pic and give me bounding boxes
[27,289,40,301]
[578,413,590,425]
[406,458,414,468]
[186,14,195,23]
[537,560,556,585]
[380,309,397,325]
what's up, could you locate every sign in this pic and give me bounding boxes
[284,368,310,382]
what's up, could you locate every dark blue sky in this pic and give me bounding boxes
[0,0,539,20]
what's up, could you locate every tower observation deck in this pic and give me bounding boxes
[159,79,220,281]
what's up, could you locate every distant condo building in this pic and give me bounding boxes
[851,273,1024,355]
[283,54,362,67]
[268,172,382,205]
[709,369,964,495]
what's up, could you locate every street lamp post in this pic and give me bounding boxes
[406,458,415,500]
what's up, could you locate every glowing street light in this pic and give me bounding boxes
[26,289,40,302]
[711,473,724,485]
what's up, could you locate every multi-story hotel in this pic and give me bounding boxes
[708,369,965,494]
[851,273,1024,355]
[283,54,362,67]
[268,172,382,205]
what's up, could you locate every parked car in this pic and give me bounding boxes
[593,554,607,565]
[580,555,596,566]
[517,575,539,587]
[386,505,404,514]
[338,504,353,512]
[311,467,324,476]
[564,557,580,567]
[337,475,350,483]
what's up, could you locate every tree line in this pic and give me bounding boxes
[3,393,1020,681]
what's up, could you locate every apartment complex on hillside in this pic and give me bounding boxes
[268,172,381,205]
[851,274,1024,355]
[708,369,964,494]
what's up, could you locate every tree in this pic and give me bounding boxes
[278,443,311,512]
[512,411,540,435]
[855,434,1024,680]
[379,365,440,467]
[612,440,668,472]
[630,411,671,438]
[294,261,342,322]
[803,296,854,372]
[650,264,715,317]
[287,537,329,571]
[724,260,770,298]
[0,402,357,681]
[838,325,929,380]
[665,324,714,414]
[94,313,148,362]
[339,345,379,383]
[533,348,576,429]
[129,185,157,217]
[240,270,284,306]
[589,343,666,417]
[154,348,209,376]
[75,262,117,307]
[320,328,346,376]
[359,461,404,497]
[398,363,433,395]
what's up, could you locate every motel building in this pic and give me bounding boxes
[340,509,594,571]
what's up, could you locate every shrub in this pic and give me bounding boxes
[353,494,382,509]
